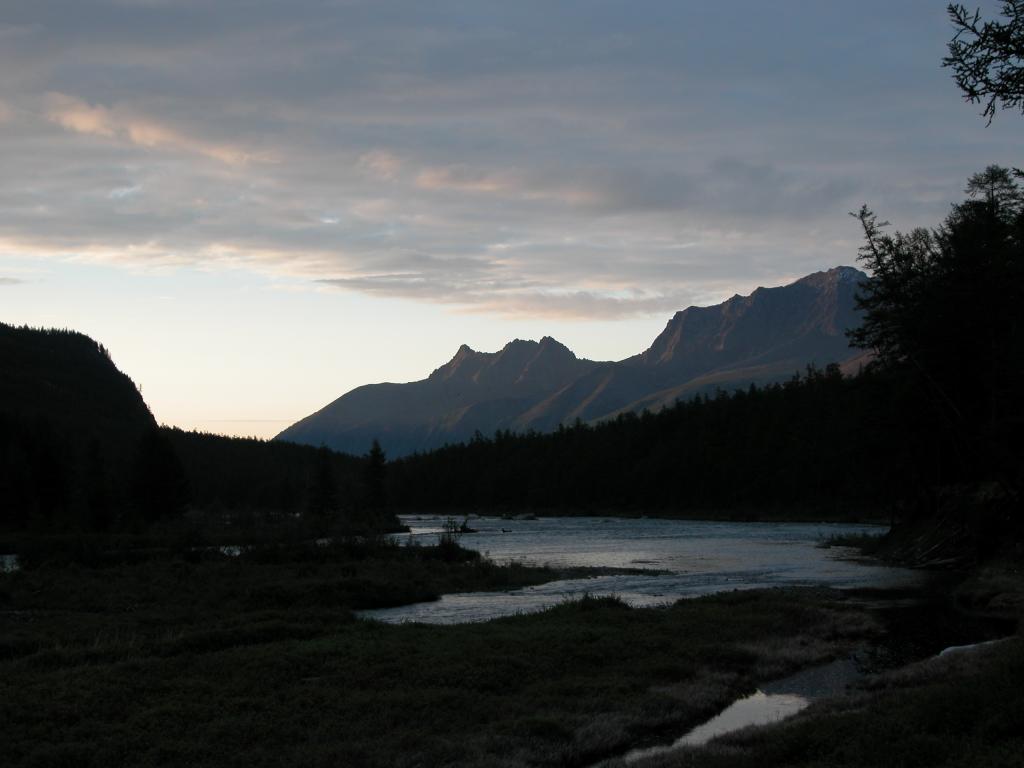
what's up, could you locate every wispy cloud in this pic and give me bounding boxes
[317,273,693,320]
[0,277,24,286]
[44,93,257,166]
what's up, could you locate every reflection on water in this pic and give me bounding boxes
[618,658,861,764]
[360,516,921,624]
[0,554,18,573]
[625,691,809,761]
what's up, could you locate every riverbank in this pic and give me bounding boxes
[398,506,892,525]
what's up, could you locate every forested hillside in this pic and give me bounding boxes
[387,365,918,517]
[0,324,163,531]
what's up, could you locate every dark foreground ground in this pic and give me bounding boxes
[1,542,1022,767]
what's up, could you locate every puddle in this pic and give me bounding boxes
[624,691,809,761]
[601,601,1016,766]
[606,659,861,765]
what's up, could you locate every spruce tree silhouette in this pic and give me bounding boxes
[363,439,387,516]
[849,167,1024,493]
[307,446,339,525]
[130,429,190,523]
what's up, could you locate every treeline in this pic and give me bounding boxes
[162,429,396,532]
[1,420,397,535]
[386,365,935,518]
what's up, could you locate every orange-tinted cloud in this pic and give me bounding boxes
[44,93,253,165]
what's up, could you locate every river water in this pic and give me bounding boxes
[359,515,922,624]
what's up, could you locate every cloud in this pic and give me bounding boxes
[0,1,1018,319]
[357,150,402,181]
[0,277,24,285]
[317,273,693,320]
[469,290,694,321]
[415,164,601,206]
[44,93,256,165]
[416,165,512,194]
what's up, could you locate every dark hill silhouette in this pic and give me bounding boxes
[278,266,867,456]
[0,323,394,532]
[0,323,158,530]
[0,323,155,442]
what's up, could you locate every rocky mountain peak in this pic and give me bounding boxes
[795,265,865,288]
[636,267,866,370]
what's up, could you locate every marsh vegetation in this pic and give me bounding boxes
[1,568,881,768]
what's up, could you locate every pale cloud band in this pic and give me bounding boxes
[0,1,1018,319]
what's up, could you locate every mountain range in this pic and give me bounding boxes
[277,266,869,457]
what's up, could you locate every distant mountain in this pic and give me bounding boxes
[278,336,599,457]
[277,266,868,457]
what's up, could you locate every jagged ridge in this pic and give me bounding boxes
[276,267,867,456]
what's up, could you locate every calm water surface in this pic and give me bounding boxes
[615,658,862,763]
[359,515,921,624]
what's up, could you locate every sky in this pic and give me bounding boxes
[0,0,1019,438]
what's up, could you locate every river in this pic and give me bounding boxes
[359,515,922,624]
